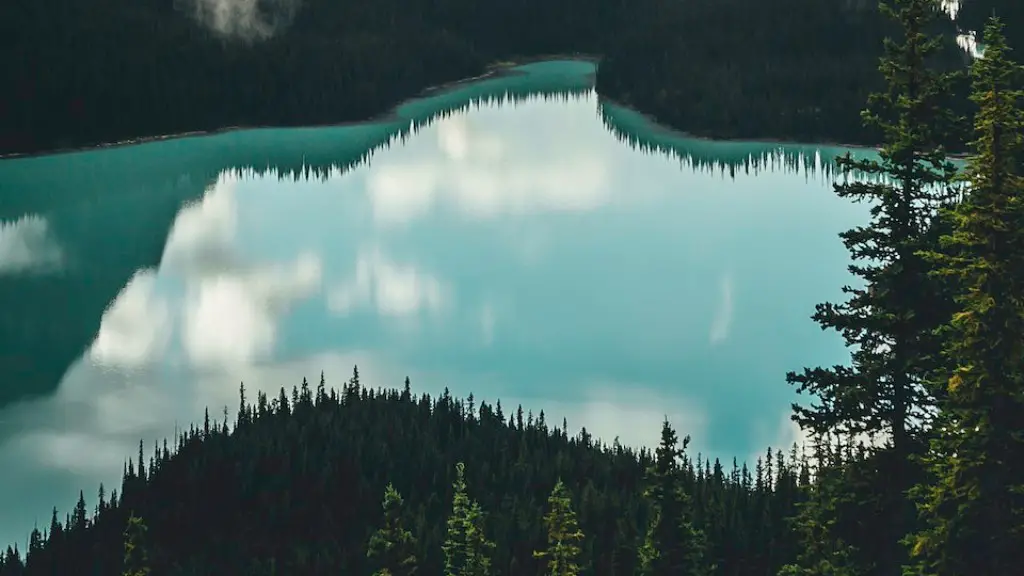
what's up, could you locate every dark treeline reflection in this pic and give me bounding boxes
[0,67,873,410]
[0,66,588,408]
[0,0,971,156]
[597,103,872,182]
[0,374,814,576]
[236,87,601,183]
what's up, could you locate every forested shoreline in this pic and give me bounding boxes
[4,0,1024,574]
[0,57,596,160]
[0,0,1001,157]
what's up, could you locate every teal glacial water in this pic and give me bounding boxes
[0,60,871,549]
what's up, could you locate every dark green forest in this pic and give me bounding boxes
[958,0,1024,51]
[0,0,995,156]
[0,377,813,576]
[596,0,971,146]
[4,0,1024,575]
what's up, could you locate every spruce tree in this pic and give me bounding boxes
[908,17,1024,576]
[779,454,861,576]
[367,483,418,576]
[463,501,494,576]
[638,419,709,576]
[26,529,42,560]
[72,490,88,531]
[443,462,494,576]
[122,513,150,576]
[533,479,585,576]
[784,0,962,572]
[787,0,960,467]
[47,509,62,545]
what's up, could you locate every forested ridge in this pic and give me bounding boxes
[0,0,996,157]
[0,377,811,576]
[4,0,1024,575]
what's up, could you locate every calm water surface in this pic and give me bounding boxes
[0,61,868,549]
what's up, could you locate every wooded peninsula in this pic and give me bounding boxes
[1,0,1015,156]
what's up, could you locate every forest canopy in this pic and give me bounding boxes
[0,0,975,156]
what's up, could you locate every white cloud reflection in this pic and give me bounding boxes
[90,271,171,369]
[328,247,446,318]
[88,173,323,371]
[0,88,835,549]
[709,272,734,345]
[0,214,64,275]
[184,254,322,368]
[479,302,496,346]
[367,99,613,225]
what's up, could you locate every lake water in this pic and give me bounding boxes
[0,60,869,550]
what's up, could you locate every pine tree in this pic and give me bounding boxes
[779,460,861,576]
[464,501,494,576]
[638,419,709,576]
[27,529,42,559]
[907,17,1024,576]
[238,382,248,427]
[533,479,584,576]
[72,490,87,531]
[47,508,62,544]
[402,377,412,402]
[787,0,961,466]
[443,462,494,576]
[122,513,150,576]
[784,0,962,572]
[367,483,418,576]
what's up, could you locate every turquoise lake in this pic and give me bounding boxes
[0,60,873,549]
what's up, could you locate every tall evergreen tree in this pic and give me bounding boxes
[784,0,962,572]
[443,463,494,576]
[908,17,1024,576]
[71,491,88,531]
[48,509,63,545]
[787,0,961,467]
[26,530,41,561]
[638,419,709,576]
[367,483,418,576]
[533,479,585,576]
[122,514,150,576]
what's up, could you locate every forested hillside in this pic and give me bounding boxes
[596,0,969,146]
[0,377,811,576]
[0,0,969,156]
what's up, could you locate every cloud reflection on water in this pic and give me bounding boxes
[328,246,446,319]
[368,102,613,225]
[0,215,64,275]
[0,89,851,549]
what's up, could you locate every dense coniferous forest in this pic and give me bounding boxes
[0,377,811,575]
[957,0,1024,51]
[0,0,971,157]
[4,1,1024,575]
[596,0,971,146]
